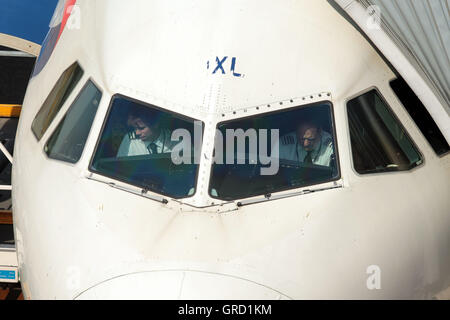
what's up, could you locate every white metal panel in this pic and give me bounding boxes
[76,270,291,300]
[0,33,41,56]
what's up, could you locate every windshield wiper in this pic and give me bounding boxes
[236,183,343,207]
[85,173,168,204]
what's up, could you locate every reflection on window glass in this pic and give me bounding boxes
[90,95,204,199]
[209,103,339,200]
[390,77,449,156]
[347,89,422,174]
[45,81,102,163]
[32,62,83,140]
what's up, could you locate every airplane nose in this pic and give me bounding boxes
[75,270,291,300]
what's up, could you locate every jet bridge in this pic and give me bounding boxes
[0,210,21,299]
[0,45,37,299]
[0,0,58,299]
[0,219,18,284]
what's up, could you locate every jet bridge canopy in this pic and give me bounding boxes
[362,0,450,114]
[331,0,450,144]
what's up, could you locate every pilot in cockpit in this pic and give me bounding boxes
[117,106,177,157]
[278,116,334,166]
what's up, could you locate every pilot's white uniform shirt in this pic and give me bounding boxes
[277,130,334,166]
[117,128,176,157]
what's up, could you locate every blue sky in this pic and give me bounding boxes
[0,0,59,44]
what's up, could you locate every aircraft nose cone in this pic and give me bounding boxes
[75,270,290,300]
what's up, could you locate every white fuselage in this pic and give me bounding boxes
[12,0,450,299]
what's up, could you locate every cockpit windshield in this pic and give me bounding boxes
[90,95,203,199]
[209,102,339,200]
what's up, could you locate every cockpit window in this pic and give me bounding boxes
[31,62,83,140]
[209,102,339,200]
[45,80,102,163]
[90,95,204,199]
[390,77,449,156]
[347,89,423,174]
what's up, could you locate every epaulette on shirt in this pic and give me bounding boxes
[281,135,295,145]
[128,131,137,140]
[323,135,333,147]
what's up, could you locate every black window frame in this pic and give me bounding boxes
[345,86,424,176]
[208,100,341,201]
[88,93,205,199]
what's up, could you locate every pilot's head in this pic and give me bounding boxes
[296,118,322,152]
[127,108,160,142]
